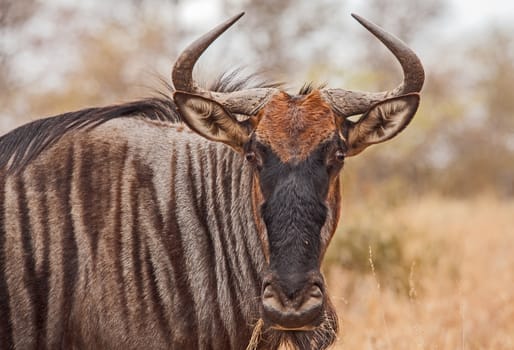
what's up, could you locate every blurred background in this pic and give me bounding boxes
[1,0,513,348]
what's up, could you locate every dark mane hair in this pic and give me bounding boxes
[298,82,326,95]
[0,70,281,174]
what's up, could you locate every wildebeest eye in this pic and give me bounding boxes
[245,151,256,163]
[335,149,345,162]
[326,147,345,174]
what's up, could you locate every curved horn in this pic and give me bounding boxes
[321,13,425,117]
[172,12,245,92]
[172,13,278,116]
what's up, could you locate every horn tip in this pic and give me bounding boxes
[351,13,370,27]
[218,12,245,32]
[231,12,245,23]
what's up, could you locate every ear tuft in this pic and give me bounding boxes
[345,93,420,156]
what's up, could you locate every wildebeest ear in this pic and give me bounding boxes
[344,93,420,156]
[174,92,252,150]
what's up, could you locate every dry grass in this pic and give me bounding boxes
[325,195,514,349]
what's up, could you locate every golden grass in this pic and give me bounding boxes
[326,195,514,349]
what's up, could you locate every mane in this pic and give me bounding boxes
[0,70,282,174]
[298,82,327,95]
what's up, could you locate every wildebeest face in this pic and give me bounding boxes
[245,91,344,329]
[174,88,419,329]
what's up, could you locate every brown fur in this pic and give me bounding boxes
[251,174,270,263]
[320,176,342,260]
[255,91,338,163]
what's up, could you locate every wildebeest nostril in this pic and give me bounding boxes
[262,284,275,299]
[262,284,284,313]
[302,285,323,310]
[308,285,323,299]
[261,281,325,330]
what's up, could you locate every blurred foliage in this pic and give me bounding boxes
[324,221,417,294]
[323,187,450,295]
[0,0,37,31]
[327,196,514,348]
[0,0,38,126]
[219,0,343,80]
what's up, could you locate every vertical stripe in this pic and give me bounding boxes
[78,145,97,262]
[4,176,35,348]
[60,146,78,341]
[112,143,129,329]
[77,142,110,264]
[16,177,41,345]
[145,169,172,338]
[144,243,169,339]
[119,154,143,330]
[0,175,13,348]
[134,160,170,338]
[129,160,144,313]
[165,153,197,346]
[30,170,51,348]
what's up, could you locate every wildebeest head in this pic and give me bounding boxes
[173,13,423,331]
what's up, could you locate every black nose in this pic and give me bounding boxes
[261,273,324,330]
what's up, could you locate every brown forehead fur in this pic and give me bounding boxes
[255,90,338,163]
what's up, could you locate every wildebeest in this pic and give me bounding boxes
[0,12,424,350]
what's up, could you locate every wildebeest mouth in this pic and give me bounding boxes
[260,272,325,330]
